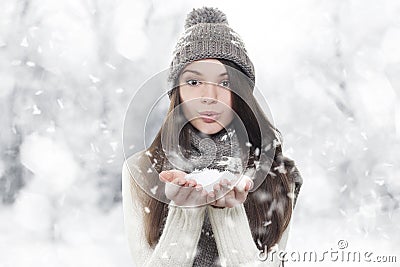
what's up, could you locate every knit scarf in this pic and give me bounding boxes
[159,122,247,266]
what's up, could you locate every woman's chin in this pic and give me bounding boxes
[193,120,224,135]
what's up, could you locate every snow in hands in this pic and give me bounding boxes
[185,168,251,193]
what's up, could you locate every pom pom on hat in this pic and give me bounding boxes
[167,6,255,95]
[184,7,228,29]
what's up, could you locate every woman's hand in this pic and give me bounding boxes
[207,176,254,208]
[159,170,209,207]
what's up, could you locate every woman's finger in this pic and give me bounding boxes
[160,170,186,183]
[245,180,254,191]
[233,184,248,204]
[159,171,173,182]
[224,189,239,208]
[187,184,207,206]
[165,178,183,200]
[214,179,231,206]
[207,190,217,205]
[173,181,196,205]
[185,178,197,188]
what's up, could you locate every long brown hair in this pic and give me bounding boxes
[130,58,295,253]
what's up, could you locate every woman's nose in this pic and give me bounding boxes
[201,82,218,103]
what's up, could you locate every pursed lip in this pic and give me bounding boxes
[198,111,221,122]
[198,111,221,116]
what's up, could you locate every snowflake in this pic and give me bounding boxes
[231,39,241,47]
[264,143,272,152]
[220,133,228,142]
[57,98,64,109]
[32,104,41,115]
[286,192,295,200]
[263,220,272,227]
[115,88,124,94]
[105,62,116,70]
[360,132,368,140]
[273,164,286,174]
[340,184,348,192]
[109,141,118,151]
[89,74,100,83]
[21,36,29,47]
[254,160,260,170]
[272,139,281,148]
[150,185,158,195]
[227,129,236,138]
[255,191,270,202]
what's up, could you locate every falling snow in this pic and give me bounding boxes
[26,61,36,67]
[32,104,41,115]
[89,74,100,83]
[1,1,399,267]
[263,220,272,227]
[20,36,29,47]
[56,98,64,109]
[150,185,158,195]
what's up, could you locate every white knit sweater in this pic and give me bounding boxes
[122,151,293,267]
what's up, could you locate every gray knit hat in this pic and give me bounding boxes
[167,7,255,98]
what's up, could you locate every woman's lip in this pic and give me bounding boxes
[199,112,221,122]
[199,111,221,116]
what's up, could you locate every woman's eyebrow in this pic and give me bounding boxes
[181,69,228,77]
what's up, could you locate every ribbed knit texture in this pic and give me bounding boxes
[158,123,303,266]
[122,124,303,266]
[122,159,207,267]
[161,122,244,266]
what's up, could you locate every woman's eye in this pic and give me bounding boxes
[186,79,202,86]
[220,80,230,87]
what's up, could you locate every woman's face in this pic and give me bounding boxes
[178,59,234,135]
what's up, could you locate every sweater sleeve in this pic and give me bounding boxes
[207,185,295,267]
[121,157,207,267]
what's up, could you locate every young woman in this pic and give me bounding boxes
[122,7,303,267]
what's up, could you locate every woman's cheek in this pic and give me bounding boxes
[224,110,234,124]
[181,101,199,121]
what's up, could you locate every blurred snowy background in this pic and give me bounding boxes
[1,0,400,266]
